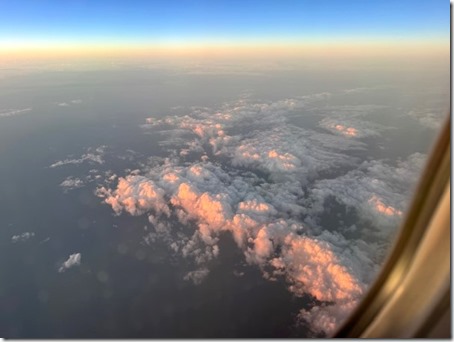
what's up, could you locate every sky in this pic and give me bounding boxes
[0,0,449,49]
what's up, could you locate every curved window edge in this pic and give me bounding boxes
[334,115,451,338]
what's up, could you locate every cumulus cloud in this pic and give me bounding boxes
[96,175,170,216]
[11,232,35,243]
[88,92,426,336]
[312,153,424,214]
[306,153,426,250]
[97,160,368,335]
[58,253,81,273]
[140,94,325,159]
[230,126,362,183]
[0,107,32,118]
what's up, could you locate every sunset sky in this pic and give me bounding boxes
[0,0,449,59]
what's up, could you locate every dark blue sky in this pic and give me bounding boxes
[0,0,449,45]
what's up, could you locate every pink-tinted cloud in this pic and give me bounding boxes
[368,195,403,217]
[90,92,425,336]
[96,175,170,216]
[97,161,366,336]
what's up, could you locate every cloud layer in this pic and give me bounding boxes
[90,91,431,336]
[51,87,439,336]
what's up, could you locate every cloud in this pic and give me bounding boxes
[58,253,81,273]
[230,126,361,183]
[50,146,107,168]
[141,96,367,187]
[60,176,85,191]
[97,160,367,335]
[311,153,425,214]
[233,270,245,277]
[11,232,35,243]
[319,116,387,139]
[298,300,359,337]
[184,267,210,285]
[342,85,394,94]
[272,233,365,335]
[315,104,388,120]
[0,107,32,118]
[406,109,446,129]
[80,91,426,336]
[306,153,426,247]
[96,175,170,217]
[57,99,82,107]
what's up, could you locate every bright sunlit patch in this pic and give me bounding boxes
[333,124,358,137]
[368,195,403,216]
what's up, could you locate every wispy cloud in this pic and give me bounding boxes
[50,146,107,168]
[0,107,32,118]
[57,99,82,107]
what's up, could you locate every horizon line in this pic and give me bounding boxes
[0,39,448,57]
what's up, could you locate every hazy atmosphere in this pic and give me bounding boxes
[0,0,449,338]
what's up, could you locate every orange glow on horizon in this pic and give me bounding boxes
[0,40,448,63]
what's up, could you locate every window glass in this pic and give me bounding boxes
[0,1,449,338]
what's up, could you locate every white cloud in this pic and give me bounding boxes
[0,107,32,118]
[406,109,446,129]
[230,126,361,183]
[50,146,107,168]
[60,176,84,191]
[308,153,425,233]
[11,232,35,243]
[58,253,81,273]
[183,267,210,285]
[57,99,82,107]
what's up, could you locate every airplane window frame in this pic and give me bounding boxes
[334,116,451,338]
